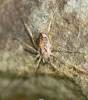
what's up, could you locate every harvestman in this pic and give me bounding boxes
[15,17,87,78]
[15,17,61,78]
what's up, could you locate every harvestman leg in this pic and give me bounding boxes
[65,61,87,74]
[47,16,84,54]
[50,57,60,72]
[12,19,39,79]
[34,54,40,61]
[2,20,39,92]
[47,17,83,54]
[18,19,41,73]
[47,17,60,72]
[3,45,37,91]
[16,38,37,53]
[47,16,53,43]
[34,57,42,72]
[22,19,37,49]
[2,63,31,93]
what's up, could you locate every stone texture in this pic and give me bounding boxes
[0,0,88,100]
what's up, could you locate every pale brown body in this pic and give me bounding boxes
[38,33,52,61]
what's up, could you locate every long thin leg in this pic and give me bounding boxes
[15,64,30,78]
[22,19,37,49]
[65,62,87,74]
[16,38,37,53]
[47,16,53,43]
[1,63,30,93]
[48,16,53,33]
[52,45,85,54]
[34,57,42,72]
[34,54,40,61]
[50,58,60,72]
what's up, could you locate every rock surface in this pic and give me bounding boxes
[0,0,88,100]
